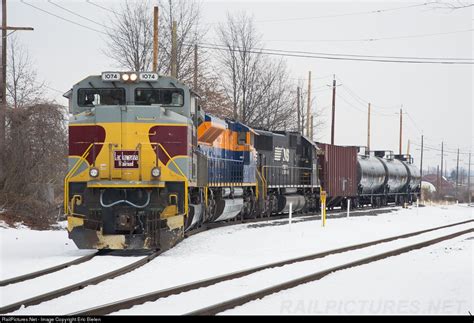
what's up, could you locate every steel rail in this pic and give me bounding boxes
[0,251,161,314]
[0,252,97,287]
[70,219,473,316]
[186,205,400,237]
[186,227,473,315]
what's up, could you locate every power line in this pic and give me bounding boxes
[205,2,437,24]
[20,0,108,36]
[198,41,472,61]
[263,28,474,43]
[195,42,474,64]
[48,0,112,30]
[20,2,473,65]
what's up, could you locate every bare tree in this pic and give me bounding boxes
[6,35,44,109]
[103,0,154,72]
[215,12,298,131]
[1,36,67,228]
[103,0,205,82]
[158,0,206,82]
[428,1,473,10]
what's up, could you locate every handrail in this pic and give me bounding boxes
[256,168,266,200]
[157,143,188,216]
[64,143,94,214]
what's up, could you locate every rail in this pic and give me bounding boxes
[69,218,473,315]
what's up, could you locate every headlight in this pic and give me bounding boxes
[151,167,161,178]
[89,167,99,178]
[121,73,130,81]
[130,73,138,81]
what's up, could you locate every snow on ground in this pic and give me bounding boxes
[0,223,95,280]
[115,224,472,315]
[3,204,473,315]
[225,233,473,315]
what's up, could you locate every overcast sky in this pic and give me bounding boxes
[5,0,473,172]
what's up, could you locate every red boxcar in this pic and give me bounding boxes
[317,143,358,200]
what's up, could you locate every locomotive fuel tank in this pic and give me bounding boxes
[380,158,409,193]
[277,194,306,213]
[357,155,387,194]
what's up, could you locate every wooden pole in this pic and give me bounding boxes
[153,6,159,72]
[331,75,336,145]
[194,44,198,89]
[1,0,7,154]
[171,20,177,78]
[0,0,33,181]
[296,86,300,133]
[306,71,311,137]
[399,108,403,155]
[468,152,471,205]
[310,115,314,140]
[367,103,371,151]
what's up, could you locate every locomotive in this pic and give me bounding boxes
[64,71,419,251]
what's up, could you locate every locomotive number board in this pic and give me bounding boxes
[114,150,139,168]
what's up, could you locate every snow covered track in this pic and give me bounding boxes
[0,251,161,314]
[0,252,97,287]
[70,219,473,316]
[186,227,473,315]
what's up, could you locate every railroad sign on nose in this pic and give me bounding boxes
[114,150,139,168]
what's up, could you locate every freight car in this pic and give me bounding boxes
[317,144,420,209]
[64,71,320,251]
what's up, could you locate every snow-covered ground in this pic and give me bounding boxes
[1,204,472,315]
[0,221,95,281]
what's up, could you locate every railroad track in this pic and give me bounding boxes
[0,205,400,315]
[0,251,161,314]
[0,252,97,287]
[70,218,473,316]
[187,205,401,236]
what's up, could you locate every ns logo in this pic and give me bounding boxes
[274,147,290,162]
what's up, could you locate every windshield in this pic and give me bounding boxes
[78,88,125,107]
[135,88,184,107]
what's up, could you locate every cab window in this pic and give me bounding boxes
[135,88,184,107]
[78,88,125,107]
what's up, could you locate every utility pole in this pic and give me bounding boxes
[1,0,34,180]
[310,115,314,140]
[170,20,177,78]
[296,86,301,133]
[152,6,159,72]
[420,134,424,201]
[440,141,444,198]
[306,71,311,137]
[436,165,440,197]
[367,103,371,151]
[468,152,471,205]
[193,44,198,89]
[331,75,336,145]
[456,148,460,199]
[420,134,424,179]
[399,108,403,155]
